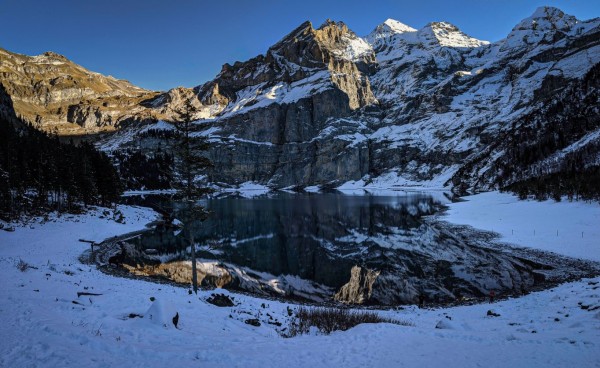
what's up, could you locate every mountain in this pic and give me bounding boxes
[103,19,380,187]
[1,6,599,194]
[0,48,160,135]
[361,6,600,192]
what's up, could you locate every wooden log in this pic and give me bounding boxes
[77,292,103,298]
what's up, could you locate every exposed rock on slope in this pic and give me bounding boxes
[0,83,20,126]
[451,63,600,191]
[0,48,160,135]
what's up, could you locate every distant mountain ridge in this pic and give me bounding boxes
[1,6,599,194]
[0,48,160,135]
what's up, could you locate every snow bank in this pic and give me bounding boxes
[222,181,271,198]
[0,205,158,263]
[145,299,179,329]
[443,191,600,261]
[337,169,457,196]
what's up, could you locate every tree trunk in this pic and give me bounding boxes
[190,231,198,294]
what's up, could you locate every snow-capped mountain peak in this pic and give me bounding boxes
[315,19,375,63]
[365,18,416,44]
[514,6,578,33]
[419,22,489,48]
[500,6,581,52]
[381,18,417,34]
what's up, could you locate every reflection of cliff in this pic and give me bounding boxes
[193,194,438,288]
[332,222,544,305]
[125,194,552,305]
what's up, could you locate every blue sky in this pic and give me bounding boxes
[1,0,598,91]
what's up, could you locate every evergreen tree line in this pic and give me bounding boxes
[110,126,187,191]
[503,165,600,202]
[110,124,213,192]
[495,64,600,201]
[0,116,123,220]
[453,63,600,202]
[112,149,174,190]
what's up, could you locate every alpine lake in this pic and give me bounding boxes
[109,191,594,306]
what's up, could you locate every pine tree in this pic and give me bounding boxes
[170,100,213,294]
[0,115,124,219]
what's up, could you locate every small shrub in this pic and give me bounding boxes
[284,307,413,337]
[16,259,30,272]
[113,209,125,224]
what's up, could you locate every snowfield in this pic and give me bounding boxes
[1,194,599,367]
[443,192,600,262]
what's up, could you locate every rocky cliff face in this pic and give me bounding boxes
[96,6,599,190]
[103,20,379,187]
[2,7,599,190]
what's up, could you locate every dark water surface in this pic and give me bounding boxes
[121,192,553,305]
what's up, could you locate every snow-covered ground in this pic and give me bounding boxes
[443,191,600,262]
[122,189,178,197]
[1,194,599,367]
[337,169,459,194]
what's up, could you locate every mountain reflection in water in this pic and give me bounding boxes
[122,193,546,305]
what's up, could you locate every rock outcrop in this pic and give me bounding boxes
[334,266,381,304]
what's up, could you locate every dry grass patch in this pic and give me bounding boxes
[284,307,413,337]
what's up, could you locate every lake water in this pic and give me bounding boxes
[121,192,551,305]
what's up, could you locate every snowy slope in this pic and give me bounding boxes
[1,197,599,367]
[346,6,600,189]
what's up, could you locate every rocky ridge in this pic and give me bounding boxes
[0,48,161,135]
[104,19,380,187]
